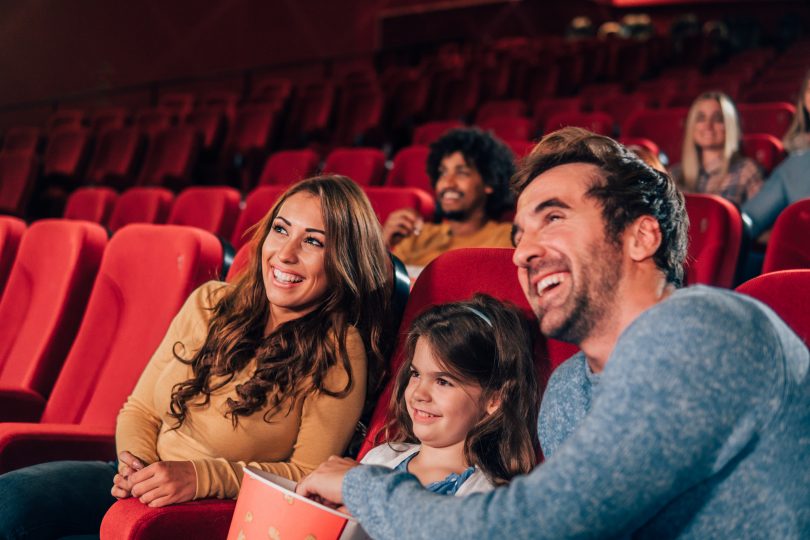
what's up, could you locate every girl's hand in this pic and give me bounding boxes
[128,460,197,507]
[296,455,360,506]
[111,451,147,499]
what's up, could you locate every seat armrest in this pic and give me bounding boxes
[100,498,236,540]
[0,423,115,473]
[0,387,46,422]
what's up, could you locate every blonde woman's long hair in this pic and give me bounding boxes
[782,69,810,152]
[680,91,742,191]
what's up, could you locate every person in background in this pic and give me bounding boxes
[782,69,810,153]
[383,128,515,276]
[672,91,763,206]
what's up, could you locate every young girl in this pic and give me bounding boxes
[359,293,540,494]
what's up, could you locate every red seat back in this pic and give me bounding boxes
[476,100,527,123]
[412,121,463,146]
[89,107,128,133]
[742,133,786,175]
[323,148,386,186]
[39,224,223,428]
[86,127,143,189]
[763,199,810,273]
[136,127,200,190]
[46,109,85,133]
[43,128,90,177]
[133,107,173,139]
[168,186,241,239]
[387,146,432,192]
[257,150,320,187]
[357,247,578,459]
[1,127,40,156]
[683,193,742,288]
[738,102,796,139]
[334,84,383,145]
[736,270,810,347]
[0,220,107,399]
[230,186,286,249]
[158,92,195,122]
[533,97,581,135]
[364,186,435,224]
[185,109,226,149]
[225,104,278,154]
[0,153,37,216]
[288,81,335,136]
[478,115,533,141]
[108,188,174,232]
[64,187,118,226]
[0,217,26,297]
[622,108,689,165]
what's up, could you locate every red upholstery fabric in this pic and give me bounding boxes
[46,109,85,133]
[224,104,278,154]
[736,269,810,347]
[533,97,581,135]
[0,220,107,422]
[90,107,128,133]
[741,133,786,175]
[683,193,742,288]
[1,127,40,156]
[158,92,195,122]
[0,153,37,216]
[598,94,647,127]
[387,145,431,192]
[0,216,25,297]
[618,136,661,157]
[86,127,144,190]
[364,186,436,224]
[133,107,173,139]
[136,126,200,191]
[333,83,383,145]
[257,150,320,187]
[622,108,689,165]
[168,186,241,239]
[43,127,90,178]
[762,199,810,273]
[323,148,386,186]
[250,78,292,106]
[738,102,796,139]
[429,70,479,120]
[107,188,174,232]
[287,81,335,137]
[412,121,463,146]
[225,242,253,282]
[230,186,286,249]
[184,109,226,150]
[544,111,614,136]
[64,187,118,226]
[357,247,578,459]
[478,115,533,141]
[0,224,223,473]
[198,91,238,122]
[100,497,235,540]
[506,139,534,160]
[476,100,527,123]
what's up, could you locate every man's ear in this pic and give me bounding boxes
[626,215,662,262]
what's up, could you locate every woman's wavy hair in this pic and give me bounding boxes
[169,175,392,427]
[680,91,742,191]
[782,69,810,152]
[384,294,540,485]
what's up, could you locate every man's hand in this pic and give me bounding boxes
[296,455,360,507]
[382,208,424,249]
[111,451,146,499]
[128,460,197,508]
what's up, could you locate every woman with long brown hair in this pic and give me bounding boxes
[0,175,392,537]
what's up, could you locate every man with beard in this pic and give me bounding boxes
[384,128,515,274]
[298,128,810,539]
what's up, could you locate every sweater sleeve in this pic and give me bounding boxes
[190,329,368,499]
[343,289,785,539]
[115,282,223,471]
[742,163,790,237]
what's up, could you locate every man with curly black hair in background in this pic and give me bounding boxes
[383,128,515,275]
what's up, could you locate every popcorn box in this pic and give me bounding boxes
[227,467,365,540]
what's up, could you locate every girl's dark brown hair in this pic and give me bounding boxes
[384,294,540,485]
[168,175,392,427]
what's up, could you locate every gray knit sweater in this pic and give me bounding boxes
[343,286,810,539]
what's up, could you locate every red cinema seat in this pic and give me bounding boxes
[364,186,435,224]
[86,128,144,190]
[598,94,647,127]
[107,188,174,232]
[533,97,581,135]
[198,91,238,121]
[683,194,743,288]
[222,103,279,180]
[333,83,383,145]
[544,111,614,137]
[1,127,40,156]
[476,100,527,123]
[622,108,689,165]
[136,126,200,191]
[743,84,798,104]
[323,148,386,186]
[185,109,227,151]
[429,70,480,121]
[0,224,223,474]
[250,78,292,108]
[286,80,335,141]
[619,137,661,158]
[158,92,195,122]
[738,102,796,140]
[64,187,118,226]
[387,146,432,192]
[89,107,128,134]
[230,186,286,249]
[0,220,107,422]
[736,270,810,347]
[358,247,578,460]
[46,109,85,133]
[384,70,429,130]
[0,217,25,297]
[133,107,173,139]
[762,199,810,273]
[412,121,463,146]
[742,134,786,175]
[257,150,320,187]
[42,127,90,182]
[478,115,533,141]
[506,139,535,160]
[168,186,241,239]
[0,153,37,216]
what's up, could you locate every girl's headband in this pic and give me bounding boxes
[462,306,493,327]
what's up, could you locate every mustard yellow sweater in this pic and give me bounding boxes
[392,220,513,267]
[115,281,367,499]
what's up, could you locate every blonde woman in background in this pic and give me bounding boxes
[672,91,763,206]
[782,69,810,153]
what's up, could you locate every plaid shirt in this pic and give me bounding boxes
[695,156,764,206]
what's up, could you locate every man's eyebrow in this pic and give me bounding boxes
[533,198,571,214]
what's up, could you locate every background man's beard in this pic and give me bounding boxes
[439,208,469,221]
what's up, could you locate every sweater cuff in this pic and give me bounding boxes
[343,465,417,518]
